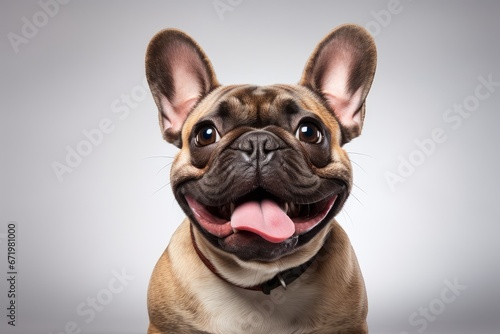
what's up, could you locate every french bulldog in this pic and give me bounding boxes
[145,24,376,334]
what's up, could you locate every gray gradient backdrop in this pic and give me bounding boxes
[1,1,499,333]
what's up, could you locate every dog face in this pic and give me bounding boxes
[146,25,376,263]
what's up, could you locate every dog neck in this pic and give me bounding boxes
[189,224,320,295]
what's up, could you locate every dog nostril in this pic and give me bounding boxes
[262,137,279,153]
[238,140,254,154]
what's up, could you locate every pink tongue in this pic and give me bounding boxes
[230,200,295,243]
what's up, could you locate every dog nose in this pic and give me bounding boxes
[234,131,282,163]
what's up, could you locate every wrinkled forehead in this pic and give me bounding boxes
[186,84,339,130]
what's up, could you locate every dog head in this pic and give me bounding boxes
[145,25,376,266]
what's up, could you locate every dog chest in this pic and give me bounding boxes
[198,283,319,334]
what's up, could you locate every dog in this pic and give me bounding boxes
[145,24,376,334]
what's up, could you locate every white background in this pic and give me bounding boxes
[1,1,499,333]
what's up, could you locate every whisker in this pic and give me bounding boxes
[346,152,375,159]
[348,192,365,208]
[142,155,174,160]
[350,159,367,174]
[152,183,171,197]
[157,163,173,175]
[341,209,354,225]
[352,182,367,196]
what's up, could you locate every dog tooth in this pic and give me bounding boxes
[284,202,289,214]
[289,203,299,217]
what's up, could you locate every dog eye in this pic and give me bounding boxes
[296,122,323,144]
[195,126,220,146]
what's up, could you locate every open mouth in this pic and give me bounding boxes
[185,190,338,244]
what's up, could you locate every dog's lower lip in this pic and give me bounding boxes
[289,196,337,235]
[185,195,338,240]
[186,196,233,238]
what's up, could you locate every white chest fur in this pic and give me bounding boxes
[194,278,319,334]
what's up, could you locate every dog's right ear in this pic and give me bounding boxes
[146,29,219,147]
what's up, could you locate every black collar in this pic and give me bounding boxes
[190,224,318,295]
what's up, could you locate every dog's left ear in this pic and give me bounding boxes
[300,24,377,144]
[146,29,219,147]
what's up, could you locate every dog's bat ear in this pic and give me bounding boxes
[146,29,219,147]
[300,24,376,144]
